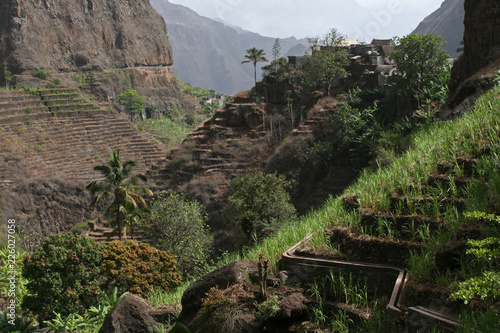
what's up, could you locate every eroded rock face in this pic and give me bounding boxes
[0,0,173,73]
[448,0,500,108]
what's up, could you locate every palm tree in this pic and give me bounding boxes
[86,150,153,241]
[242,47,269,87]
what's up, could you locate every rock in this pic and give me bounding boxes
[99,294,160,333]
[224,104,262,128]
[0,0,173,72]
[233,90,252,103]
[276,293,308,320]
[178,260,257,328]
[448,0,500,109]
[342,193,359,212]
[434,239,468,271]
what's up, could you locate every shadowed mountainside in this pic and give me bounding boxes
[412,0,465,58]
[151,0,307,95]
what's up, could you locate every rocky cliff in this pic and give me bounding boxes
[412,0,465,58]
[1,0,172,72]
[448,0,500,109]
[0,0,179,114]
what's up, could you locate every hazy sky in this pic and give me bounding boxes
[167,0,444,41]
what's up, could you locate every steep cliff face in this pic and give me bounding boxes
[412,0,464,58]
[448,0,500,108]
[0,0,180,115]
[0,0,172,72]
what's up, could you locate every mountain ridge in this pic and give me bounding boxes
[412,0,465,57]
[151,0,307,94]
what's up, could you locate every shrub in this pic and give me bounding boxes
[224,170,297,242]
[22,232,104,321]
[32,69,50,80]
[100,240,182,296]
[0,247,29,310]
[146,193,213,277]
[0,311,37,333]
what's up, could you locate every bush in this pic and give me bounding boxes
[100,240,182,296]
[0,247,29,310]
[22,232,104,321]
[0,311,37,333]
[32,69,50,80]
[224,170,297,242]
[146,193,213,277]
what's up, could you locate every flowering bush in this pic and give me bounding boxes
[100,240,182,296]
[22,232,104,321]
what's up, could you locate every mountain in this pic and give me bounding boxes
[0,0,180,114]
[150,0,307,95]
[412,0,465,57]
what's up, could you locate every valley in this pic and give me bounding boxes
[0,0,499,332]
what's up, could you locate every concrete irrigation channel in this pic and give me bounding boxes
[281,234,461,332]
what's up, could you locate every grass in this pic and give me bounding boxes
[149,81,500,333]
[135,116,198,150]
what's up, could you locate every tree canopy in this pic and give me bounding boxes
[303,28,350,95]
[117,89,145,115]
[224,170,297,243]
[242,47,269,86]
[86,150,152,240]
[390,33,450,105]
[146,193,213,277]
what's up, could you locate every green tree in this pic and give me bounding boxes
[224,170,297,243]
[242,47,269,86]
[117,89,145,116]
[390,33,450,106]
[272,38,282,61]
[303,28,350,96]
[1,62,12,88]
[108,202,146,240]
[22,233,104,321]
[86,150,152,241]
[146,193,213,277]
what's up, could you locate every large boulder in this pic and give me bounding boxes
[178,260,257,328]
[99,294,162,333]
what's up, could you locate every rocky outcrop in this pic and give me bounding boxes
[0,0,172,72]
[0,0,180,115]
[448,0,500,109]
[412,0,465,58]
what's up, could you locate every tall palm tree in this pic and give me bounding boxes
[242,47,269,87]
[86,150,153,241]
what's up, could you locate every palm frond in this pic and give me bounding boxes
[127,192,147,206]
[90,191,111,209]
[86,180,111,195]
